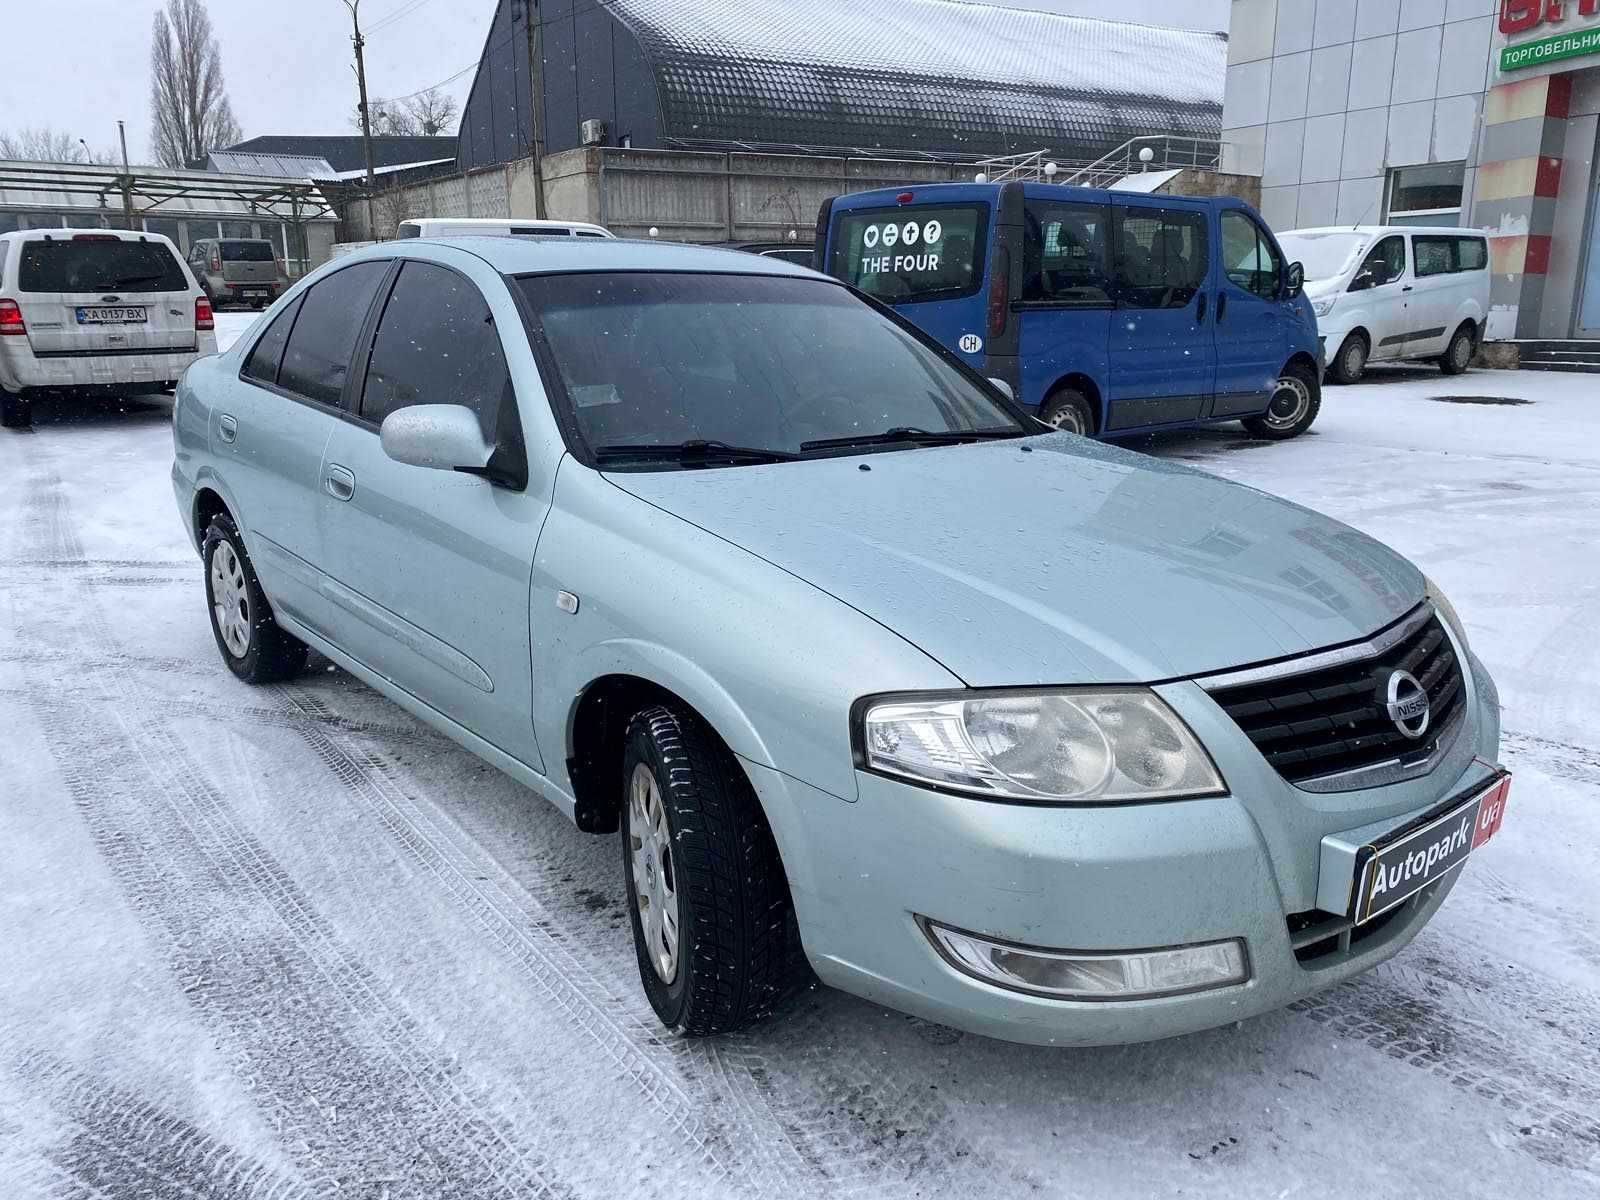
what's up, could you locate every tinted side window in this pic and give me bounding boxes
[360,262,512,437]
[277,262,388,407]
[242,295,303,386]
[1115,207,1208,309]
[1455,237,1487,271]
[1220,211,1282,299]
[1413,236,1455,277]
[1023,201,1111,305]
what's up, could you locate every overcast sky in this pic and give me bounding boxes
[0,0,1230,166]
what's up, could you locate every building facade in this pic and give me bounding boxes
[1223,0,1600,340]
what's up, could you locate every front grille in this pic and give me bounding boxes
[1210,611,1465,785]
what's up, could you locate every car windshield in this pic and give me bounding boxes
[17,237,189,293]
[1277,232,1369,283]
[517,271,1026,467]
[220,240,274,261]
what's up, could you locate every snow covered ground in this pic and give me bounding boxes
[1,326,1597,1197]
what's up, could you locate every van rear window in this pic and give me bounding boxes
[19,238,188,294]
[828,204,988,303]
[221,240,275,262]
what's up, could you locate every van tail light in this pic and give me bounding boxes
[0,299,25,336]
[987,246,1011,340]
[195,296,214,332]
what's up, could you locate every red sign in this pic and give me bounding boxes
[1502,0,1600,36]
[1471,776,1511,850]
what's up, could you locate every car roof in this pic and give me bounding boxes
[351,236,822,278]
[1284,225,1486,237]
[0,228,180,246]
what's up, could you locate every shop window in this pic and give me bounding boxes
[1386,163,1465,227]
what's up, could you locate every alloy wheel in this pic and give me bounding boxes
[210,541,252,659]
[628,762,680,984]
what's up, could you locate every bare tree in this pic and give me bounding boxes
[149,0,242,168]
[0,127,114,164]
[352,99,418,137]
[351,90,459,138]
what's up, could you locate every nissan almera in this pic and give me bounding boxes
[171,237,1508,1044]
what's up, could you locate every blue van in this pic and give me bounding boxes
[815,182,1324,439]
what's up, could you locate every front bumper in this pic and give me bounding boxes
[753,649,1501,1046]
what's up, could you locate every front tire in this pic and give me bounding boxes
[1243,362,1321,440]
[621,704,801,1036]
[1039,386,1095,436]
[1439,325,1475,375]
[1328,333,1368,384]
[202,515,307,683]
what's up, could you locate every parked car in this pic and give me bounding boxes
[172,237,1508,1046]
[815,181,1324,439]
[1277,226,1490,383]
[1,229,216,429]
[715,239,815,266]
[188,237,289,311]
[396,217,613,239]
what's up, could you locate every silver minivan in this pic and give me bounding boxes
[0,229,216,429]
[1278,225,1490,383]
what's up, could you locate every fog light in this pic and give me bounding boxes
[921,919,1248,1001]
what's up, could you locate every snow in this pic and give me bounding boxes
[1,363,1597,1197]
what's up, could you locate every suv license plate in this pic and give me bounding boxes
[76,306,148,324]
[1353,772,1511,924]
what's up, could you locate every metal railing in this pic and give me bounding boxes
[1057,135,1223,190]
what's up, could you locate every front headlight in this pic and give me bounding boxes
[1312,297,1336,317]
[1425,575,1471,651]
[857,688,1225,803]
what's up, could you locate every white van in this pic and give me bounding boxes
[395,217,613,240]
[0,229,216,429]
[1277,225,1489,382]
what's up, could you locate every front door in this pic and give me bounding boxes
[1105,197,1214,431]
[318,259,546,769]
[1346,234,1411,360]
[1213,208,1291,414]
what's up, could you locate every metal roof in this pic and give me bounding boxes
[607,0,1225,159]
[0,160,336,222]
[223,135,459,174]
[205,151,340,180]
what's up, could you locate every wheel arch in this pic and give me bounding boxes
[1042,373,1103,433]
[1281,350,1323,389]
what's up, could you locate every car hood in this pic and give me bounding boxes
[1303,277,1343,302]
[605,437,1424,686]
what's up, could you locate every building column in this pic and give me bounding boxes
[1473,73,1571,340]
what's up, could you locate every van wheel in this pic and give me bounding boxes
[1243,363,1320,440]
[202,514,307,683]
[622,704,802,1036]
[1328,333,1368,384]
[1039,387,1094,436]
[1439,325,1475,375]
[0,390,30,430]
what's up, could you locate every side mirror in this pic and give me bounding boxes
[987,377,1015,400]
[1285,261,1305,299]
[380,404,492,474]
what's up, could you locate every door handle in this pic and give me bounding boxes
[1196,293,1208,324]
[1402,285,1414,292]
[325,464,356,502]
[218,413,237,444]
[1216,293,1228,323]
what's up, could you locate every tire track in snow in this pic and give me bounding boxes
[12,472,572,1200]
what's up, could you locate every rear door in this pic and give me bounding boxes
[219,240,278,286]
[15,234,195,356]
[824,199,993,369]
[1017,195,1113,417]
[1407,235,1462,356]
[1212,208,1292,415]
[1105,196,1214,430]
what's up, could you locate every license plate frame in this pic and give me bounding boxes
[1351,771,1511,924]
[76,305,149,325]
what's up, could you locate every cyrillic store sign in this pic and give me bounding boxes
[1499,0,1600,71]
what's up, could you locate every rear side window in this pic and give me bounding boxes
[242,295,303,386]
[1455,237,1487,271]
[18,238,188,294]
[1413,236,1456,277]
[828,203,989,304]
[277,262,389,407]
[575,230,607,239]
[1117,207,1209,308]
[397,223,421,239]
[221,240,274,262]
[359,261,513,437]
[1023,200,1111,305]
[514,226,569,236]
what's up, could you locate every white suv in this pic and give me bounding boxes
[0,229,217,428]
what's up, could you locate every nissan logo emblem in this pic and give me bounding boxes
[1383,669,1431,740]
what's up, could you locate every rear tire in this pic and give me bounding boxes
[202,514,308,684]
[1439,325,1475,375]
[1242,362,1321,440]
[1328,333,1368,384]
[0,390,29,430]
[621,704,803,1036]
[1039,387,1095,436]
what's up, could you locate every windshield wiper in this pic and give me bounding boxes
[105,273,167,289]
[799,426,1022,453]
[592,439,802,467]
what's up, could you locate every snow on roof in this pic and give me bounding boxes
[1108,168,1185,193]
[607,0,1224,158]
[0,159,337,222]
[205,151,340,180]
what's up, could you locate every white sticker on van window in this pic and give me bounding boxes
[924,219,942,245]
[959,333,983,354]
[883,223,901,248]
[863,225,880,249]
[902,221,920,246]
